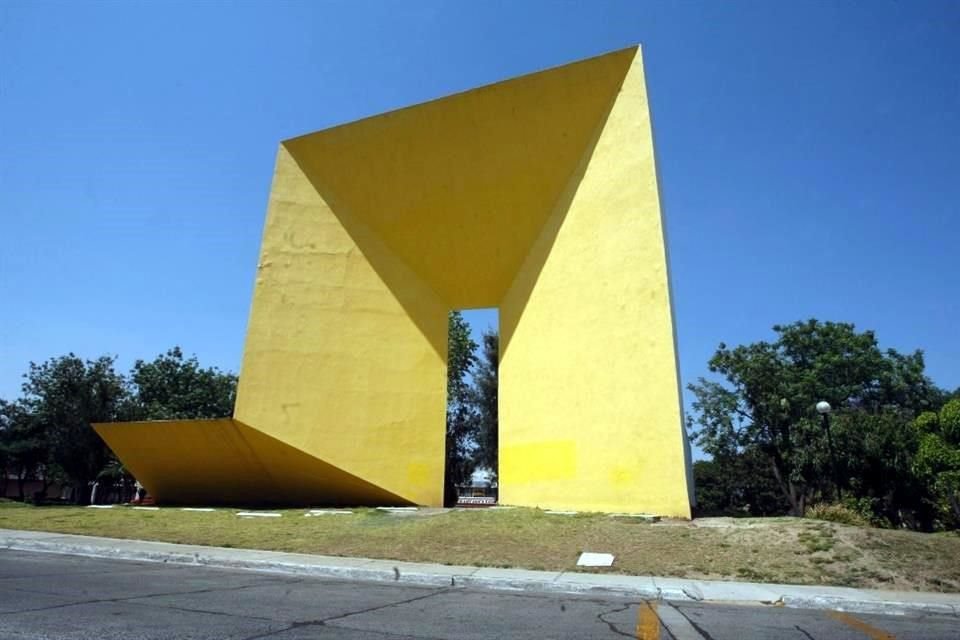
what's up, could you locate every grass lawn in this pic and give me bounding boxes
[2,500,958,593]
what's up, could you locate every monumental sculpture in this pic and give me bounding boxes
[95,45,694,517]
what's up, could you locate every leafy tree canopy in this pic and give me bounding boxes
[471,330,499,475]
[913,399,960,528]
[129,347,236,420]
[689,319,940,518]
[444,311,478,505]
[19,354,127,502]
[0,399,50,499]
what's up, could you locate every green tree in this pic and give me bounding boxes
[21,354,128,503]
[831,408,935,528]
[913,399,960,529]
[0,399,50,500]
[693,449,789,516]
[129,347,237,420]
[471,330,498,476]
[445,311,478,505]
[688,320,938,518]
[0,409,7,496]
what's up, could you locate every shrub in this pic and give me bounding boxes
[843,496,892,528]
[806,502,871,527]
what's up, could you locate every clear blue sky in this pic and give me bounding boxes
[2,1,958,416]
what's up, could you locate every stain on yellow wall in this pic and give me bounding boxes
[500,441,578,484]
[95,45,692,516]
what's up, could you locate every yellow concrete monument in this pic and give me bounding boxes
[95,45,693,517]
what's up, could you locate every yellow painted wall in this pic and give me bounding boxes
[233,146,449,506]
[97,45,692,515]
[281,48,636,309]
[499,48,692,517]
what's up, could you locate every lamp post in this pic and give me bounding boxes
[816,401,841,502]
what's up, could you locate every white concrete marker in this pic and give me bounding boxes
[376,506,417,511]
[489,506,516,510]
[576,552,615,567]
[86,505,113,509]
[181,508,216,512]
[132,506,160,511]
[236,512,282,518]
[608,513,661,522]
[305,510,353,516]
[544,510,578,516]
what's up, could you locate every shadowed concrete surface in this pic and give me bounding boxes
[1,550,958,639]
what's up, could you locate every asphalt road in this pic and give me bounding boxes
[0,550,957,639]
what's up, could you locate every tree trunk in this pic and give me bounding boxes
[16,470,25,502]
[949,492,960,523]
[769,456,805,516]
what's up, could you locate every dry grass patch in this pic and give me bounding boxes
[1,503,958,592]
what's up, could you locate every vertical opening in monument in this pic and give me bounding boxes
[445,308,499,508]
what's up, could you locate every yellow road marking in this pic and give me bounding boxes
[636,601,660,639]
[829,611,896,639]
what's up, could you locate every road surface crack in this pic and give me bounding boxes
[323,586,451,624]
[596,601,642,638]
[237,587,451,640]
[794,624,816,640]
[0,576,299,617]
[668,604,714,639]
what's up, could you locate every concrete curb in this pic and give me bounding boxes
[2,528,957,618]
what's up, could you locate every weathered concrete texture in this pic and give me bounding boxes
[95,45,692,515]
[3,529,958,618]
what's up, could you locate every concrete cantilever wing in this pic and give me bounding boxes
[93,419,413,506]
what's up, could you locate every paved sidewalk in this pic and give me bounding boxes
[2,527,957,618]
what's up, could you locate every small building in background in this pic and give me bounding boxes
[456,467,498,506]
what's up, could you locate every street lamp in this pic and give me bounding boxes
[816,401,841,502]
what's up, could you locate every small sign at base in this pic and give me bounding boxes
[577,552,615,567]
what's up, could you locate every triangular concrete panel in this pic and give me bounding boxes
[284,47,637,309]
